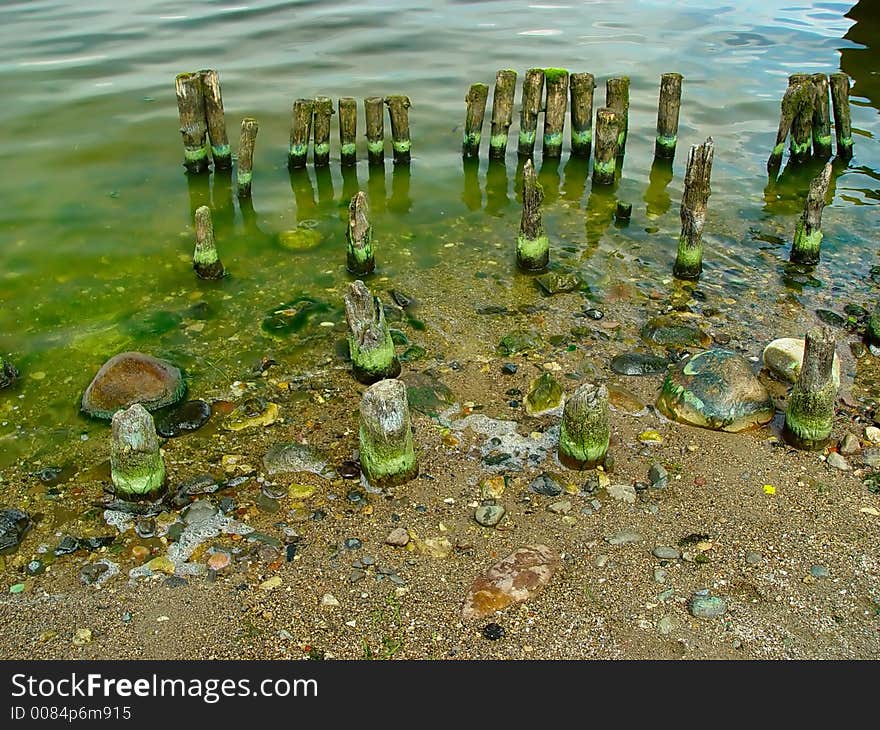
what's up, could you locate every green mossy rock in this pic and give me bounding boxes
[525,372,564,416]
[641,316,711,349]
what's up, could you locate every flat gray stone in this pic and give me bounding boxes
[474,504,506,527]
[687,593,727,618]
[652,546,681,561]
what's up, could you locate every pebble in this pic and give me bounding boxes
[338,460,361,479]
[607,529,642,545]
[80,562,110,585]
[344,537,362,550]
[826,452,850,471]
[206,552,231,572]
[652,546,680,561]
[638,430,663,445]
[480,475,506,499]
[607,483,637,504]
[648,463,669,489]
[131,545,150,561]
[657,615,676,635]
[654,568,667,584]
[501,363,518,375]
[688,592,727,618]
[482,623,505,640]
[745,551,763,565]
[475,505,506,527]
[839,432,861,456]
[134,517,157,538]
[285,544,298,562]
[26,559,45,576]
[260,575,282,591]
[385,527,410,547]
[72,628,92,646]
[321,593,340,608]
[529,473,563,497]
[182,499,219,526]
[809,565,830,579]
[547,500,571,515]
[861,448,880,468]
[256,493,280,513]
[54,536,79,556]
[164,576,188,588]
[865,426,880,443]
[147,556,176,575]
[154,399,212,438]
[349,569,366,583]
[0,509,31,554]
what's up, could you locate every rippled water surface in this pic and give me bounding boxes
[0,0,877,470]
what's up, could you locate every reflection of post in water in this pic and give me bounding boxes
[513,156,527,202]
[367,162,387,215]
[763,156,839,217]
[485,158,510,217]
[341,164,360,211]
[645,157,674,219]
[389,162,412,215]
[538,158,561,207]
[561,154,589,204]
[186,172,211,220]
[289,167,318,222]
[238,195,270,243]
[211,168,235,232]
[314,165,335,207]
[585,180,618,249]
[461,156,482,212]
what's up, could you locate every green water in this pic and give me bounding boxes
[0,0,878,472]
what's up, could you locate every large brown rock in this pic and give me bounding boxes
[81,351,186,420]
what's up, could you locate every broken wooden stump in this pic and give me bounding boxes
[591,107,619,185]
[654,72,683,160]
[517,68,545,159]
[346,191,374,275]
[542,68,569,159]
[364,96,385,166]
[673,137,714,280]
[312,96,334,167]
[175,72,209,174]
[516,159,548,272]
[829,72,854,161]
[236,117,258,199]
[783,325,837,450]
[569,72,595,159]
[359,378,418,488]
[288,98,314,170]
[199,69,231,171]
[558,383,610,470]
[768,78,814,172]
[810,73,833,159]
[344,280,401,384]
[790,161,832,265]
[110,404,166,498]
[385,95,411,164]
[605,76,630,157]
[489,69,517,160]
[338,97,358,167]
[463,82,489,158]
[193,205,225,280]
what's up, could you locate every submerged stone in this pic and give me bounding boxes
[153,399,212,438]
[656,349,774,432]
[261,296,337,336]
[262,442,327,477]
[535,270,585,296]
[278,227,323,251]
[0,509,31,555]
[81,351,186,420]
[497,330,543,356]
[402,372,455,415]
[525,372,564,416]
[610,352,670,376]
[222,398,279,431]
[641,317,711,349]
[762,337,841,388]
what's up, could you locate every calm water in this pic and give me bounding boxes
[0,0,878,471]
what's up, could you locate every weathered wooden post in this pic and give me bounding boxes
[654,72,683,160]
[542,69,569,159]
[790,162,832,265]
[288,98,314,169]
[517,68,545,159]
[462,83,489,158]
[673,137,714,280]
[364,96,385,166]
[385,95,412,164]
[199,69,231,170]
[569,72,595,158]
[867,303,880,348]
[783,325,837,450]
[767,79,814,172]
[788,74,816,164]
[236,117,258,199]
[516,159,548,271]
[338,97,358,167]
[605,76,630,156]
[359,378,418,488]
[591,107,619,185]
[193,205,225,280]
[110,404,166,498]
[344,280,400,384]
[489,69,517,160]
[175,72,209,174]
[312,96,334,167]
[558,383,609,470]
[346,191,374,275]
[810,73,833,159]
[829,72,854,161]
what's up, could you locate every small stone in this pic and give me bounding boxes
[0,508,32,555]
[338,461,360,479]
[687,593,727,618]
[652,546,681,561]
[864,426,880,444]
[344,537,363,550]
[9,583,25,594]
[349,569,366,583]
[638,430,663,445]
[654,569,667,584]
[182,499,219,525]
[610,352,669,376]
[648,463,669,488]
[320,593,340,608]
[745,551,763,565]
[207,552,231,572]
[547,500,571,515]
[153,399,212,438]
[826,452,850,471]
[26,559,45,576]
[501,363,518,375]
[657,615,676,635]
[134,517,157,538]
[524,372,564,416]
[147,556,176,575]
[256,493,280,513]
[475,504,506,527]
[480,476,506,500]
[529,473,563,497]
[385,528,410,547]
[223,398,279,432]
[607,483,637,504]
[54,535,79,557]
[260,575,282,591]
[482,623,505,640]
[80,562,110,585]
[839,433,861,456]
[285,543,298,562]
[762,337,841,387]
[72,628,92,646]
[607,529,642,545]
[809,565,830,579]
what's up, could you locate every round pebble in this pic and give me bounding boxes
[652,546,681,561]
[474,504,505,527]
[809,565,830,579]
[131,545,150,562]
[687,593,727,618]
[207,552,231,572]
[482,623,505,641]
[338,461,361,479]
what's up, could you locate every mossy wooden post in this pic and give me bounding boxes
[346,191,374,275]
[175,72,209,174]
[0,355,19,389]
[788,74,815,164]
[790,162,832,265]
[674,137,714,280]
[236,117,258,199]
[592,107,619,185]
[867,303,880,347]
[541,68,569,159]
[518,68,545,159]
[359,378,418,488]
[110,404,166,498]
[312,96,334,167]
[364,96,385,166]
[288,98,314,169]
[768,79,814,172]
[344,280,400,384]
[810,73,833,159]
[783,325,837,450]
[516,158,548,271]
[558,383,609,470]
[569,72,595,158]
[385,95,411,164]
[654,72,683,160]
[605,76,630,156]
[338,97,358,167]
[199,69,231,170]
[489,69,517,160]
[462,83,489,158]
[829,72,854,161]
[193,205,225,280]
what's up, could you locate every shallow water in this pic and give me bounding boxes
[0,0,878,471]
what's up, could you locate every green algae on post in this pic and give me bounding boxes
[236,117,259,199]
[605,76,630,156]
[866,303,880,347]
[516,158,548,272]
[110,403,166,498]
[338,97,357,167]
[558,383,610,470]
[810,73,833,159]
[344,280,401,384]
[312,96,334,167]
[489,69,517,160]
[829,72,853,161]
[541,68,569,159]
[790,162,832,265]
[569,72,595,158]
[654,72,683,160]
[199,69,231,170]
[346,191,374,275]
[175,72,209,174]
[517,68,545,159]
[783,325,837,450]
[364,96,385,166]
[591,107,619,185]
[674,137,714,280]
[193,205,225,280]
[384,95,411,164]
[359,378,418,488]
[462,83,489,158]
[288,98,314,169]
[767,78,814,172]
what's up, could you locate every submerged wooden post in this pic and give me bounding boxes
[199,69,231,170]
[193,205,225,280]
[767,79,814,172]
[788,74,815,164]
[810,73,833,159]
[654,72,683,160]
[0,355,19,389]
[364,96,385,166]
[592,107,619,185]
[489,69,517,160]
[569,72,595,158]
[790,162,832,265]
[783,325,837,450]
[605,76,630,156]
[344,280,400,384]
[312,96,334,167]
[674,137,714,280]
[829,72,854,161]
[518,68,545,159]
[346,191,374,275]
[338,97,357,167]
[175,72,209,174]
[288,98,314,170]
[541,69,569,159]
[558,383,609,470]
[236,117,258,199]
[516,158,548,271]
[462,83,489,158]
[111,404,166,498]
[385,95,411,164]
[359,378,418,488]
